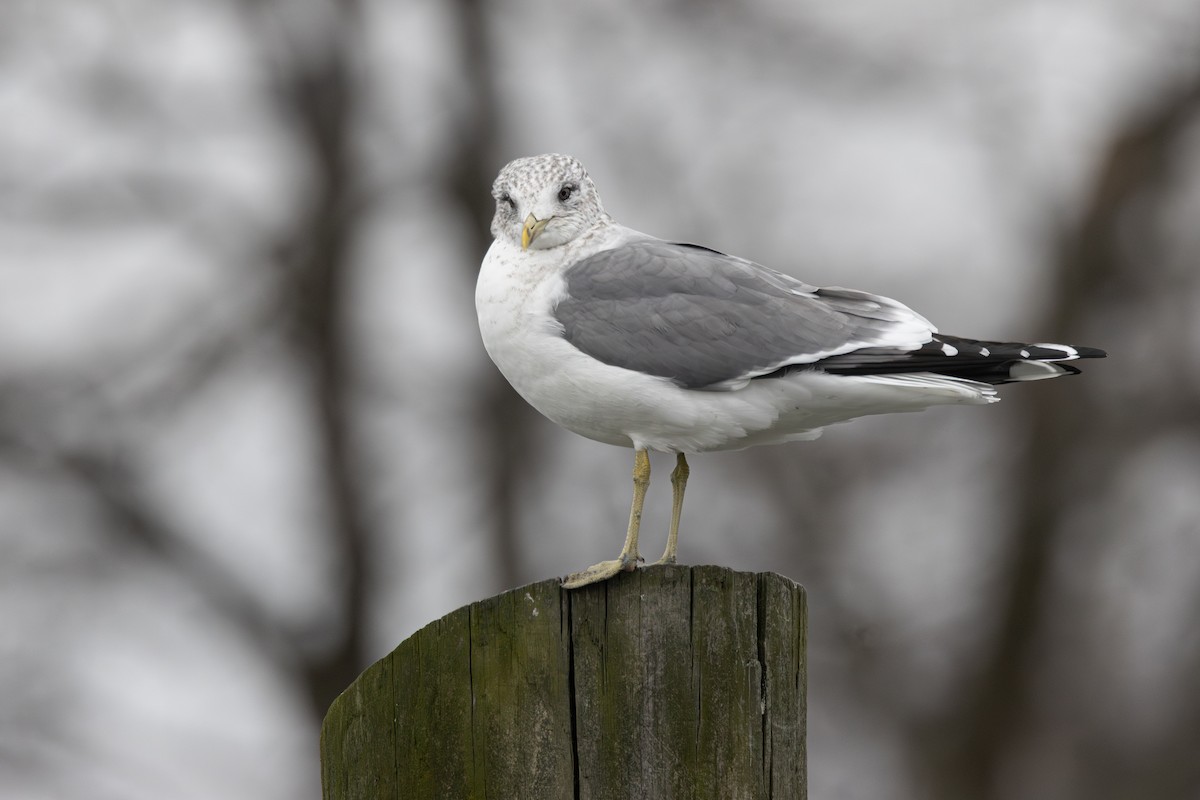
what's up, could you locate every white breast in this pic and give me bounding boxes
[476,236,638,447]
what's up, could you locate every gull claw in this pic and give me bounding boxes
[561,555,639,589]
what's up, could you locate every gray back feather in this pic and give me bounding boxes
[553,241,930,390]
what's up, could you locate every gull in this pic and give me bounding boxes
[475,153,1105,589]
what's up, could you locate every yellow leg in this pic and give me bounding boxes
[655,453,689,565]
[562,449,650,589]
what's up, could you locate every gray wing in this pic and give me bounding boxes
[553,240,935,390]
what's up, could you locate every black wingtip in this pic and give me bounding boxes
[1074,345,1107,359]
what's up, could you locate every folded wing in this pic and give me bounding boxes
[553,240,935,390]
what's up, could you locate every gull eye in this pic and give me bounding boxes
[499,191,516,210]
[557,183,578,203]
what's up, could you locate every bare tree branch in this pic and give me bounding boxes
[916,72,1200,800]
[252,0,375,715]
[446,0,531,591]
[0,434,301,667]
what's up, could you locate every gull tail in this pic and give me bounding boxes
[815,335,1107,385]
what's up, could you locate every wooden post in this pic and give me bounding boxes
[320,564,807,799]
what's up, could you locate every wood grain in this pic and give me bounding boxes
[321,565,807,799]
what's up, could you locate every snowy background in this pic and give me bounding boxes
[3,0,1200,798]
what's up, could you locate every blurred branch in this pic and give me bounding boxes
[241,0,375,716]
[447,0,529,591]
[1,0,378,724]
[917,72,1200,800]
[0,433,300,665]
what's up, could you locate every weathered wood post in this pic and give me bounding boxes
[321,564,807,799]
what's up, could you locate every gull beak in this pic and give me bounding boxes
[521,213,551,250]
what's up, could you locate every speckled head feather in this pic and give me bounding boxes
[490,154,606,249]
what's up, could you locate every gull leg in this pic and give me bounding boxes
[655,453,689,565]
[562,449,650,589]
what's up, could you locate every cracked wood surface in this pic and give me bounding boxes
[321,565,807,799]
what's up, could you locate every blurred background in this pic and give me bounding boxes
[3,0,1199,798]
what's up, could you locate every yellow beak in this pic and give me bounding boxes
[521,213,551,250]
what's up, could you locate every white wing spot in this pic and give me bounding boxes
[1020,349,1031,358]
[1033,343,1078,359]
[980,347,990,357]
[941,343,959,357]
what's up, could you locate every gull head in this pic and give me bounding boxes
[490,154,605,251]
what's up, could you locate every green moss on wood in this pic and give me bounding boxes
[321,565,807,800]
